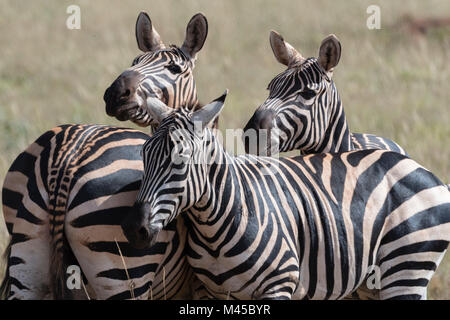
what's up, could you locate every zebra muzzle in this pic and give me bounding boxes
[121,202,161,249]
[104,70,141,118]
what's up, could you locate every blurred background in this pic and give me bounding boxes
[0,0,449,299]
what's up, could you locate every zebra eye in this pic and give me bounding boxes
[299,88,316,100]
[166,60,182,74]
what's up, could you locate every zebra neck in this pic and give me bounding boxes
[190,100,201,111]
[189,132,243,233]
[188,94,201,112]
[308,99,354,154]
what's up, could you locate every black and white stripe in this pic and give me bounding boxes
[244,32,407,156]
[1,12,209,299]
[2,125,193,299]
[125,94,449,300]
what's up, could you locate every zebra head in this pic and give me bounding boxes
[244,31,343,155]
[104,12,208,128]
[121,91,227,249]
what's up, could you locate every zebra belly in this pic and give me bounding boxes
[184,206,315,299]
[186,238,300,299]
[186,226,376,300]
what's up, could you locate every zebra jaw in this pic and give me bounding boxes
[144,96,173,125]
[125,96,171,127]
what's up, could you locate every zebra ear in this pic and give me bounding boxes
[192,90,228,129]
[181,13,208,62]
[145,97,172,124]
[270,30,305,67]
[135,12,165,52]
[318,34,341,73]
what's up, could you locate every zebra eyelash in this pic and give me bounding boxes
[299,88,317,100]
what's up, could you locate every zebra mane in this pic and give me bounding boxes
[267,57,331,92]
[167,45,192,62]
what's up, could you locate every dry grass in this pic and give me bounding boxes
[0,0,448,299]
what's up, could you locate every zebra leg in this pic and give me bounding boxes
[2,140,49,299]
[380,182,450,299]
[378,249,447,300]
[8,201,52,299]
[377,208,450,299]
[3,150,54,299]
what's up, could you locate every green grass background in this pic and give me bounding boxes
[0,0,448,299]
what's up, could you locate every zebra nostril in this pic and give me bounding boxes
[121,89,131,99]
[138,226,149,241]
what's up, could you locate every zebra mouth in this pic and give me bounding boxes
[114,97,165,127]
[115,103,140,121]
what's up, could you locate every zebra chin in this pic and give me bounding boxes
[121,202,162,249]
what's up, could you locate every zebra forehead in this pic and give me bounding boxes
[268,57,327,89]
[142,115,197,154]
[132,46,191,68]
[150,46,189,61]
[151,110,195,134]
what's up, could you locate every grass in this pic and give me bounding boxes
[0,0,448,299]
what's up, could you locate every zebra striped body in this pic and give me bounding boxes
[2,124,193,299]
[244,32,407,157]
[124,97,450,300]
[351,133,406,154]
[1,12,210,299]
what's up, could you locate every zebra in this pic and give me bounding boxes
[121,91,450,299]
[104,12,214,129]
[1,11,210,299]
[243,31,407,157]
